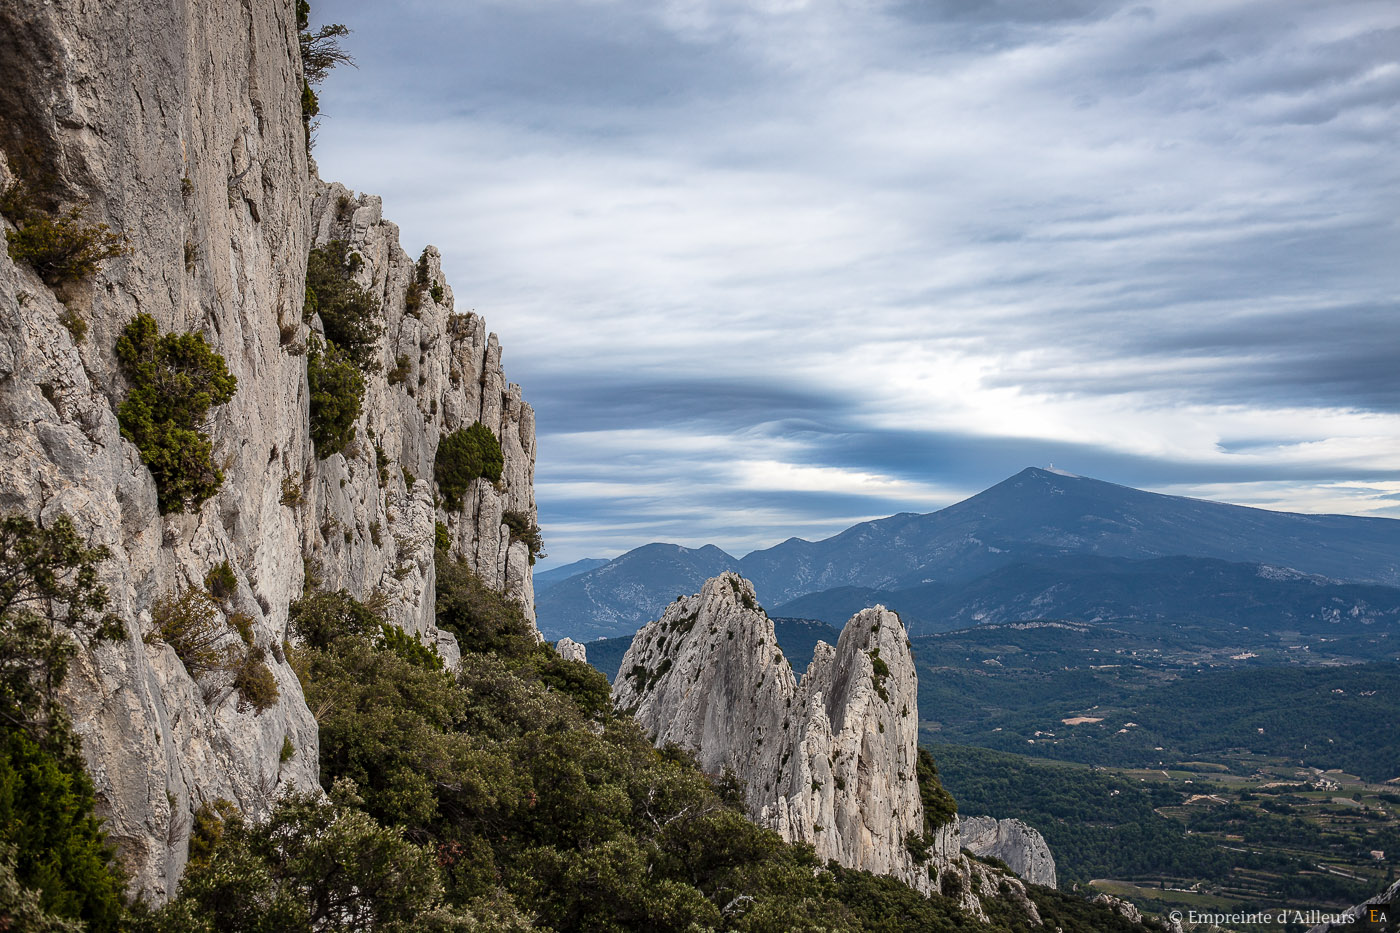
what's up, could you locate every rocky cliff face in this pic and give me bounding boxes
[959,815,1058,888]
[613,573,955,896]
[0,0,535,898]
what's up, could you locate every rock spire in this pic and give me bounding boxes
[613,572,954,895]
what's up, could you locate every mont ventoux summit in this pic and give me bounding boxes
[0,2,1397,933]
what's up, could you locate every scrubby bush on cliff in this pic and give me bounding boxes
[0,515,127,932]
[115,313,238,514]
[433,423,503,510]
[501,510,544,565]
[0,182,128,287]
[306,338,364,456]
[150,589,231,677]
[917,747,959,830]
[150,587,278,713]
[304,240,381,372]
[297,2,354,150]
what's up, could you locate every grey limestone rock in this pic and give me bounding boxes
[555,637,587,663]
[959,815,1058,887]
[613,573,953,896]
[0,0,536,899]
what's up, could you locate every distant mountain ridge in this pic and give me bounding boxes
[537,468,1400,639]
[774,553,1400,635]
[533,557,610,593]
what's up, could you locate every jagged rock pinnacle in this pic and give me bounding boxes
[613,572,951,895]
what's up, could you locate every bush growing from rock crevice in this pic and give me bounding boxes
[1,182,128,287]
[502,510,544,565]
[115,314,237,514]
[304,240,381,372]
[433,423,503,510]
[305,338,363,457]
[0,514,128,931]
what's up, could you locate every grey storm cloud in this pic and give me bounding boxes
[313,0,1400,562]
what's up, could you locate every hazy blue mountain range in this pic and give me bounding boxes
[533,557,610,593]
[536,467,1400,640]
[536,542,739,639]
[581,617,842,683]
[773,553,1400,635]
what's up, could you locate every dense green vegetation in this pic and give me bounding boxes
[0,515,126,932]
[930,742,1381,910]
[913,623,1400,781]
[931,743,1233,885]
[305,338,364,455]
[115,314,238,514]
[303,239,380,457]
[304,240,381,372]
[434,423,504,509]
[134,556,1145,931]
[502,510,544,564]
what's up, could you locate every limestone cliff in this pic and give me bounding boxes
[959,815,1058,888]
[613,573,956,896]
[0,0,536,898]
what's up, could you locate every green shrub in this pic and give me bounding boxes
[204,561,237,601]
[916,747,958,830]
[0,514,128,931]
[305,338,363,457]
[58,307,86,342]
[228,612,255,647]
[145,786,467,933]
[232,648,279,714]
[434,423,502,510]
[434,521,450,554]
[433,554,537,660]
[115,314,237,514]
[304,240,380,372]
[501,511,544,565]
[280,736,295,764]
[387,354,410,385]
[150,589,233,678]
[288,590,381,651]
[1,183,128,287]
[374,442,390,484]
[378,624,443,672]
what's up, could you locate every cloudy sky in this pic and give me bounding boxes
[313,0,1400,564]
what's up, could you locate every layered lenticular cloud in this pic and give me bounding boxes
[314,0,1400,562]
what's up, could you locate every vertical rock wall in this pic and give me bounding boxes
[0,0,537,898]
[959,815,1058,888]
[304,182,539,649]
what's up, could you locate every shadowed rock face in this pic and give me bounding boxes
[959,815,1058,887]
[613,572,953,895]
[0,0,535,897]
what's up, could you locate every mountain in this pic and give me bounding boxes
[534,542,739,639]
[774,553,1400,635]
[533,557,610,593]
[741,467,1400,603]
[539,467,1400,640]
[584,616,842,682]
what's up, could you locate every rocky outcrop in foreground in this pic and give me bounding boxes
[613,573,953,895]
[959,815,1057,887]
